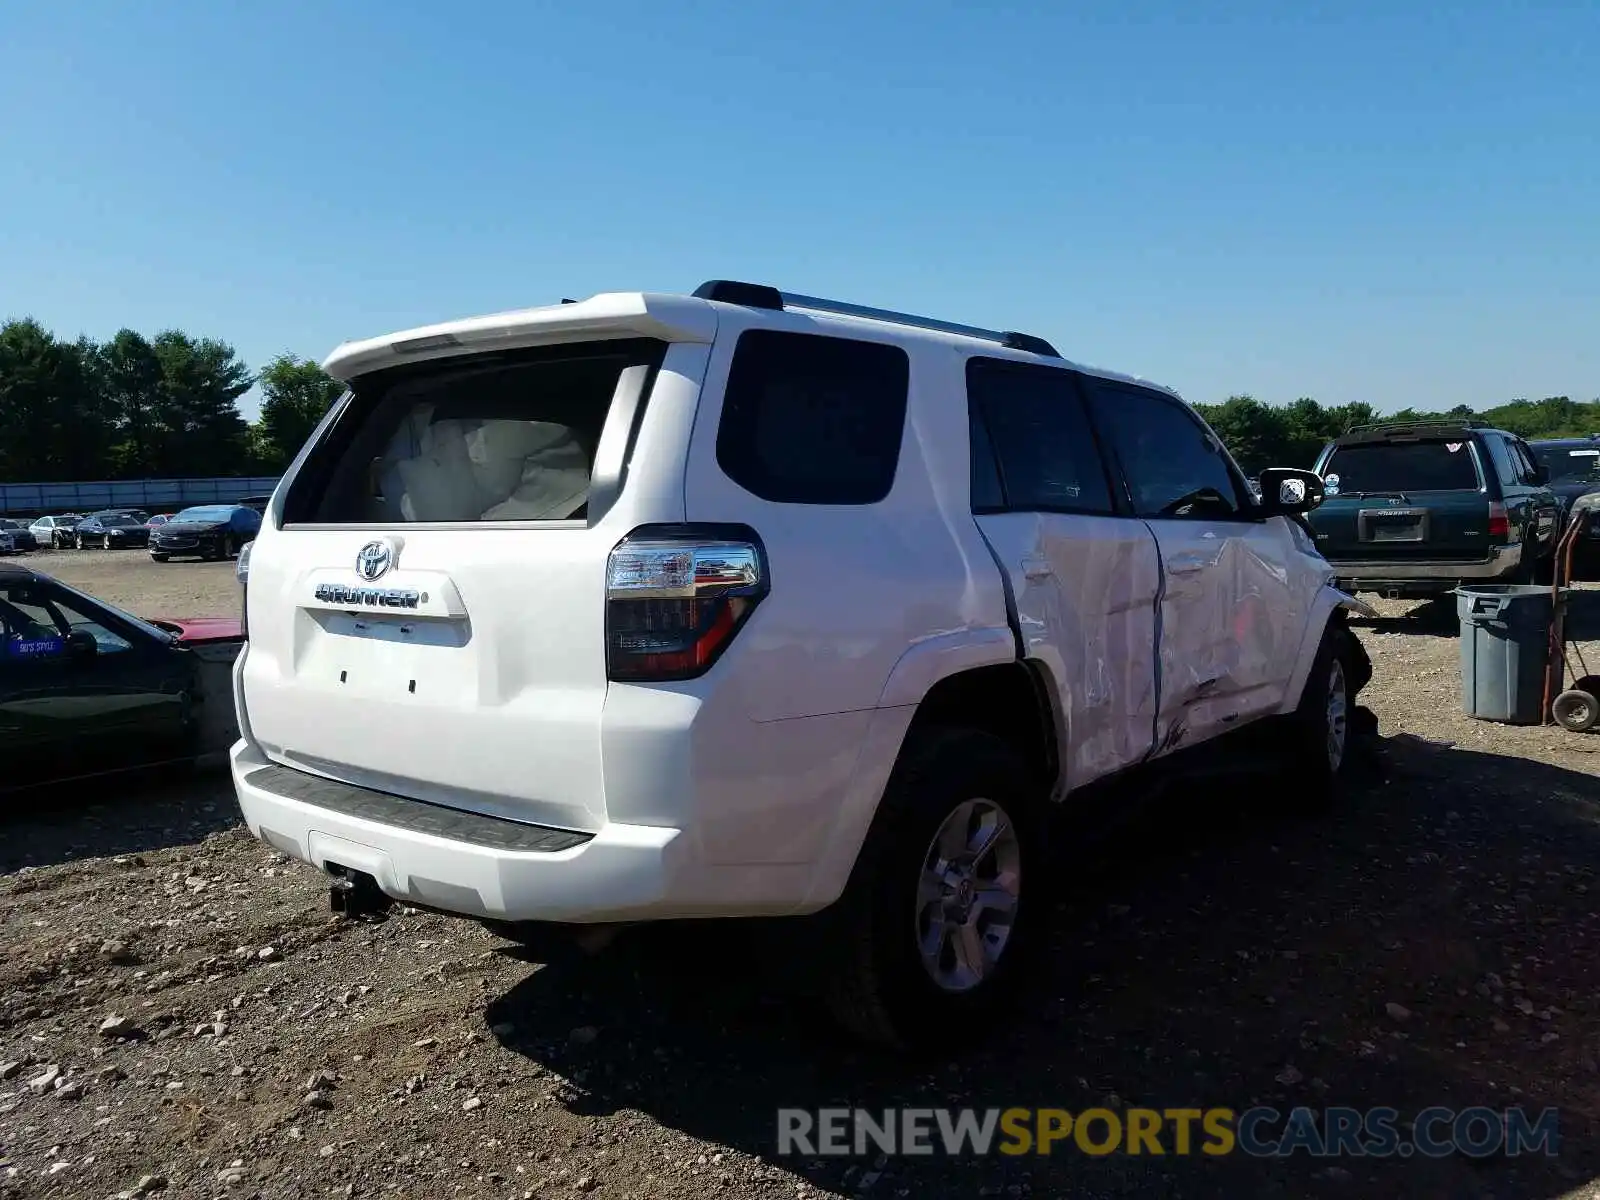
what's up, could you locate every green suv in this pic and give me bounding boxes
[1306,422,1560,599]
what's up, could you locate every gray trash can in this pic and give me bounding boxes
[1456,584,1553,724]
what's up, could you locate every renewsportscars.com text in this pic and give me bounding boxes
[777,1106,1560,1159]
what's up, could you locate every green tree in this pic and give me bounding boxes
[254,353,343,470]
[95,329,166,476]
[150,331,253,475]
[0,318,108,480]
[1193,395,1292,475]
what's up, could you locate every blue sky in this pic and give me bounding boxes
[2,0,1596,421]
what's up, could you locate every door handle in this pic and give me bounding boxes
[1022,556,1054,580]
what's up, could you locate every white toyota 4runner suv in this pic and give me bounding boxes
[231,280,1373,1051]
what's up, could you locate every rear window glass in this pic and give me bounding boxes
[715,330,909,505]
[283,340,665,524]
[1324,441,1481,492]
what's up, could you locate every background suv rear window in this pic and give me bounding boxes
[283,340,663,524]
[715,330,909,505]
[1324,441,1481,492]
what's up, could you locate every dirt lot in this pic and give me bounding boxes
[29,547,241,619]
[5,549,1600,1199]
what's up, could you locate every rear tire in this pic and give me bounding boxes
[820,727,1047,1054]
[1284,621,1357,812]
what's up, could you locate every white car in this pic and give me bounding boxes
[29,515,79,549]
[230,280,1373,1050]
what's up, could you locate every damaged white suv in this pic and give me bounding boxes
[231,280,1371,1050]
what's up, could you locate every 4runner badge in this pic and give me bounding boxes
[355,541,393,581]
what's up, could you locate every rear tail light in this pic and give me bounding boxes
[1487,502,1510,539]
[605,525,768,682]
[236,541,253,638]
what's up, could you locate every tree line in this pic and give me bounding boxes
[0,317,342,482]
[1192,393,1600,476]
[2,314,1596,483]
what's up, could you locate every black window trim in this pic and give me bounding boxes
[965,357,1128,519]
[714,327,912,508]
[1482,433,1520,493]
[1082,378,1261,523]
[1508,437,1541,487]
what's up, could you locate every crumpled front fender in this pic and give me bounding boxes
[1279,585,1377,714]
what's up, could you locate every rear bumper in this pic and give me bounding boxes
[1329,543,1523,594]
[231,740,693,923]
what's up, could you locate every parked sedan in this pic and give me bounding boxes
[74,512,151,550]
[0,563,239,794]
[29,514,82,549]
[0,520,39,552]
[149,504,261,562]
[145,513,176,531]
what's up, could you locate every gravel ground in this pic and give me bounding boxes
[23,547,240,619]
[5,551,1600,1199]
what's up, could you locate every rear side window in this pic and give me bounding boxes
[1509,440,1542,485]
[1483,435,1520,489]
[966,358,1113,514]
[283,340,665,524]
[1323,441,1481,493]
[715,330,909,505]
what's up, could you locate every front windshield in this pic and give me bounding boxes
[100,515,140,527]
[173,506,236,523]
[1532,445,1600,486]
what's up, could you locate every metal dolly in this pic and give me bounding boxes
[1544,496,1600,732]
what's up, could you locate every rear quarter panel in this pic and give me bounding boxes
[679,315,1015,724]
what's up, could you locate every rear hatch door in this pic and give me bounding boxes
[238,333,699,833]
[1309,436,1493,562]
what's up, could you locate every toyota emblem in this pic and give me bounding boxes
[355,541,393,581]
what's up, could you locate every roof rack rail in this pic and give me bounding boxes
[1343,418,1489,434]
[691,279,1061,358]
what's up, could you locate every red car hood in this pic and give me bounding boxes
[147,616,245,644]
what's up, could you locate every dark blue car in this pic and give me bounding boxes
[1530,437,1600,576]
[0,520,38,552]
[148,504,261,562]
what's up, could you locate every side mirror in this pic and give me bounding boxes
[65,629,99,661]
[1257,467,1326,516]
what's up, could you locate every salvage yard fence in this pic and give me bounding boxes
[0,476,281,517]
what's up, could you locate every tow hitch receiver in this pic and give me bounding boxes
[327,863,392,918]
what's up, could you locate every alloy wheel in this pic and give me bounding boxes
[914,798,1022,993]
[1325,657,1348,772]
